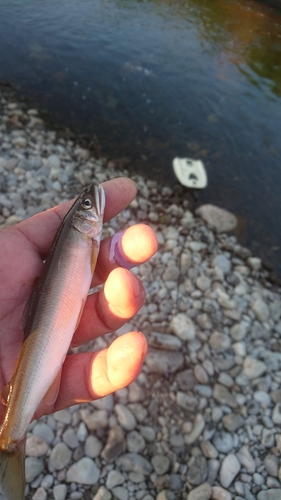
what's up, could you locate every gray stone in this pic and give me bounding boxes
[66,457,100,484]
[196,204,237,233]
[101,426,126,462]
[265,454,279,477]
[92,486,111,500]
[273,403,281,425]
[187,482,211,500]
[257,490,281,500]
[53,484,67,500]
[177,391,198,410]
[252,298,269,322]
[47,154,61,169]
[152,455,170,475]
[184,414,205,445]
[25,457,44,483]
[213,384,237,408]
[175,369,197,391]
[115,404,136,431]
[212,432,233,454]
[211,486,231,500]
[53,409,71,424]
[242,357,267,379]
[219,454,241,488]
[48,442,71,471]
[146,349,184,374]
[106,469,125,489]
[187,456,208,485]
[169,313,195,341]
[127,430,146,453]
[82,409,108,430]
[212,255,231,274]
[26,435,48,457]
[84,435,103,458]
[200,440,218,459]
[111,486,128,500]
[32,423,54,445]
[237,446,256,474]
[32,487,47,500]
[147,331,182,351]
[209,331,231,350]
[116,453,152,475]
[222,413,244,432]
[62,428,79,449]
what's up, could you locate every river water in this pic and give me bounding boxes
[1,0,281,275]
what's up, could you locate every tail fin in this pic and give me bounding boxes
[0,440,25,500]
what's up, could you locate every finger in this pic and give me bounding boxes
[37,332,147,416]
[14,178,137,256]
[72,268,146,346]
[94,223,158,286]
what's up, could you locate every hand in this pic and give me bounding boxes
[0,178,158,421]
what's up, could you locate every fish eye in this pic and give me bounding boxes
[82,198,92,210]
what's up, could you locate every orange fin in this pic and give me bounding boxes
[0,437,26,500]
[0,382,12,406]
[43,370,62,406]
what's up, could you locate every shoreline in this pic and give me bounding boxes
[1,87,281,500]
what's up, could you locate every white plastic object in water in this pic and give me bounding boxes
[173,157,208,189]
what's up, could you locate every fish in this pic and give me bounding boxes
[0,181,105,500]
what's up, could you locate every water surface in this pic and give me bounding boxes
[1,0,281,274]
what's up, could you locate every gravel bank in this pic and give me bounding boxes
[1,89,281,500]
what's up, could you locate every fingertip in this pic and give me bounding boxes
[121,224,158,264]
[103,268,145,319]
[107,331,148,388]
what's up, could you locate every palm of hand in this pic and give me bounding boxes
[0,178,157,422]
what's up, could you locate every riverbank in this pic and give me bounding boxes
[1,87,281,500]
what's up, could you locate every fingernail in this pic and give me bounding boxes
[109,230,135,270]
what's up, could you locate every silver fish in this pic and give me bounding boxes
[0,181,105,500]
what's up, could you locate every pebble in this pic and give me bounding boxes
[53,484,67,500]
[116,453,152,475]
[25,457,44,483]
[257,490,281,500]
[115,404,137,431]
[237,446,256,474]
[273,403,281,425]
[219,454,241,488]
[242,357,267,379]
[196,204,237,233]
[151,455,170,475]
[213,431,234,454]
[211,486,232,500]
[1,90,281,500]
[184,414,205,444]
[32,487,47,500]
[169,313,195,341]
[66,457,100,484]
[26,435,49,457]
[146,349,184,374]
[93,486,112,500]
[187,482,212,500]
[106,469,125,489]
[48,442,72,471]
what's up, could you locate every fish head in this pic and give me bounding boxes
[72,182,105,238]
